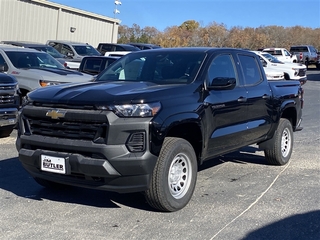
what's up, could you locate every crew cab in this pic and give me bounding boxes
[16,48,304,212]
[262,48,298,63]
[0,73,19,137]
[0,44,92,97]
[253,51,307,83]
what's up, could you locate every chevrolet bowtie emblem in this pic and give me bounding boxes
[46,109,66,119]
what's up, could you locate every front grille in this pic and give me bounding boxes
[0,85,16,105]
[0,95,14,104]
[22,106,109,141]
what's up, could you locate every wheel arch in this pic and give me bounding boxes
[154,113,203,164]
[259,102,297,150]
[280,101,298,130]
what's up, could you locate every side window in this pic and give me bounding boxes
[0,54,5,65]
[284,50,291,56]
[101,45,113,52]
[208,54,237,86]
[238,55,262,86]
[61,44,73,56]
[115,46,125,51]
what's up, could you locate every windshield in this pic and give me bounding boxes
[32,46,65,58]
[261,53,283,63]
[73,45,101,56]
[6,51,65,69]
[95,50,206,84]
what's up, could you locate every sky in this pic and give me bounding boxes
[51,0,320,31]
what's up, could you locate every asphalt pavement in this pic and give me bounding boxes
[0,70,319,240]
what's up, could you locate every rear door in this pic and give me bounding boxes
[237,53,273,143]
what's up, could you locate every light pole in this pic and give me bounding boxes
[111,0,121,43]
[114,0,121,18]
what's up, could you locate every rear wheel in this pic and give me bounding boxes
[264,118,293,166]
[145,137,197,212]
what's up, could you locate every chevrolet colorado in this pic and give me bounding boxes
[16,48,304,212]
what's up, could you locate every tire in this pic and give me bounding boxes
[0,126,14,138]
[316,63,320,70]
[305,59,309,69]
[145,137,197,212]
[264,118,293,166]
[34,177,67,189]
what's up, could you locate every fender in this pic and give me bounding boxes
[150,112,202,156]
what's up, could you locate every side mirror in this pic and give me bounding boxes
[0,63,8,72]
[208,77,236,90]
[67,52,74,58]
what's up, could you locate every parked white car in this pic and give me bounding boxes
[252,51,307,81]
[262,48,298,63]
[0,44,92,97]
[264,68,284,80]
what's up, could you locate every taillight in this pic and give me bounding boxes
[299,52,303,61]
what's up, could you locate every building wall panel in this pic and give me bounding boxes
[0,0,119,46]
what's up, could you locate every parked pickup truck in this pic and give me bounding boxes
[0,73,20,137]
[289,45,319,69]
[253,51,307,83]
[262,48,298,63]
[16,48,304,212]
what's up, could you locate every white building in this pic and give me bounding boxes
[0,0,120,47]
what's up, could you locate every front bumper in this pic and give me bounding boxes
[17,134,158,193]
[16,106,158,193]
[0,107,18,127]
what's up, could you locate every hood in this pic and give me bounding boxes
[27,81,194,105]
[13,68,92,82]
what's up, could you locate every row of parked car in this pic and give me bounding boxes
[260,45,320,69]
[0,40,161,137]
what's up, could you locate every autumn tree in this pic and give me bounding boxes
[117,21,320,50]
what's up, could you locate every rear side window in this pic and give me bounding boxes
[238,55,262,86]
[290,46,308,52]
[264,50,282,56]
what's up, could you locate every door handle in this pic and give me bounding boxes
[262,94,270,99]
[237,97,247,102]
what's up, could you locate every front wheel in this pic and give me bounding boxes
[264,118,293,166]
[0,126,14,138]
[145,137,197,212]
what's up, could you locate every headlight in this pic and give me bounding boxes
[39,80,68,87]
[98,102,161,117]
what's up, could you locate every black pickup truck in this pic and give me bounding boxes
[0,73,19,137]
[16,48,304,212]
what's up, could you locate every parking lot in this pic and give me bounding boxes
[0,69,319,240]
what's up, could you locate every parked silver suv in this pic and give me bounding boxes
[47,40,101,69]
